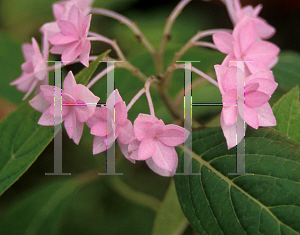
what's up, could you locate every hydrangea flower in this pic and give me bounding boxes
[48,5,92,67]
[87,89,135,156]
[10,37,48,100]
[233,0,275,39]
[213,20,280,75]
[41,0,94,38]
[215,64,278,149]
[128,114,189,176]
[29,71,99,144]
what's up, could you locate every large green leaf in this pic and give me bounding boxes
[174,127,300,235]
[0,178,81,235]
[272,86,300,143]
[273,52,300,93]
[0,51,109,196]
[151,180,188,235]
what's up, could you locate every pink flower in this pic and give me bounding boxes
[87,89,135,156]
[49,5,92,66]
[215,64,278,149]
[213,20,280,75]
[130,114,189,177]
[29,71,99,144]
[233,0,275,39]
[10,37,48,100]
[40,0,94,38]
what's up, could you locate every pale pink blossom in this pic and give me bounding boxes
[215,64,278,149]
[49,5,92,66]
[40,0,94,38]
[213,20,279,75]
[87,89,135,156]
[233,0,275,39]
[10,37,48,100]
[29,71,99,144]
[129,114,189,177]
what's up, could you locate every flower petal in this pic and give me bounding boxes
[117,120,135,145]
[245,90,270,107]
[117,139,135,163]
[239,20,256,53]
[71,119,84,144]
[93,136,106,154]
[253,102,276,126]
[63,71,77,97]
[213,32,234,54]
[137,138,156,160]
[58,20,79,37]
[128,139,141,160]
[64,110,76,138]
[146,156,178,177]
[49,33,78,46]
[151,141,176,171]
[79,39,91,67]
[91,121,107,137]
[29,92,50,112]
[158,124,189,146]
[214,65,227,95]
[61,42,82,64]
[115,101,127,126]
[242,105,259,129]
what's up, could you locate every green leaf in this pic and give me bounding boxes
[151,180,188,235]
[174,127,300,235]
[0,51,109,196]
[272,86,300,143]
[0,32,24,104]
[0,102,55,196]
[75,50,111,85]
[273,52,300,92]
[0,178,84,235]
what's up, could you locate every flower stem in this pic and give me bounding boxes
[192,41,218,50]
[87,65,114,89]
[90,8,155,54]
[222,0,238,25]
[88,33,126,61]
[126,87,145,112]
[145,77,156,116]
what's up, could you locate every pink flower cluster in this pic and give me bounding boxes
[213,0,279,148]
[11,0,94,99]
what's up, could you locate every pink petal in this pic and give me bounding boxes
[213,32,234,54]
[64,110,76,138]
[246,75,277,96]
[117,120,135,145]
[222,105,237,126]
[245,90,270,107]
[254,18,275,39]
[79,39,90,67]
[91,121,107,136]
[93,136,106,154]
[21,61,34,73]
[38,110,55,126]
[86,107,106,128]
[83,14,92,37]
[253,102,276,126]
[68,5,80,30]
[239,20,256,53]
[58,20,79,37]
[29,92,50,112]
[61,42,82,64]
[74,102,91,122]
[106,89,124,109]
[49,33,78,46]
[115,101,127,126]
[40,85,64,104]
[223,66,240,92]
[40,22,60,38]
[134,113,159,125]
[22,43,34,61]
[220,112,245,149]
[117,139,135,163]
[214,65,227,95]
[71,119,84,144]
[146,155,178,177]
[137,138,156,160]
[244,41,280,65]
[75,84,99,115]
[241,105,259,129]
[128,139,141,160]
[245,82,259,93]
[151,141,176,171]
[63,71,77,97]
[245,60,270,74]
[50,46,65,54]
[22,79,38,100]
[158,124,189,146]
